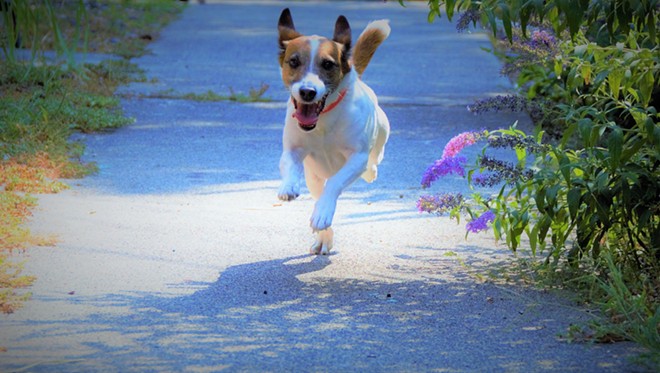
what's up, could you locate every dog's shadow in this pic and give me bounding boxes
[67,252,639,372]
[141,254,333,316]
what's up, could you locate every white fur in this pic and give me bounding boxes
[363,20,391,39]
[278,54,390,255]
[290,37,327,104]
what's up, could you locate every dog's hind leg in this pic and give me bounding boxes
[362,108,390,183]
[304,167,325,200]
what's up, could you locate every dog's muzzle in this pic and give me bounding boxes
[292,88,329,131]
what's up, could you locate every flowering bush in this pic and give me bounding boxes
[418,128,543,238]
[415,0,659,274]
[411,0,659,362]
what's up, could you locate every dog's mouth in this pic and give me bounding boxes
[292,94,329,131]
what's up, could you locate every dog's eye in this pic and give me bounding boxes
[321,60,336,71]
[288,56,301,69]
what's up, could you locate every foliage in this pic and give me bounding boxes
[0,255,35,314]
[412,0,659,361]
[185,83,272,103]
[136,83,272,103]
[596,253,660,366]
[0,0,184,315]
[0,0,184,61]
[0,62,134,160]
[409,0,659,45]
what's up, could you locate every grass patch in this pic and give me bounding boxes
[139,83,272,103]
[0,0,184,315]
[1,0,185,60]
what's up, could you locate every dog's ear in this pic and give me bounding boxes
[278,8,301,65]
[333,15,352,74]
[333,15,352,46]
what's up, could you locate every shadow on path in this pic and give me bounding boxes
[8,255,641,372]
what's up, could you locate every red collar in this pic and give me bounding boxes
[321,88,348,114]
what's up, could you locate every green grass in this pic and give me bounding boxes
[0,0,185,316]
[135,83,272,103]
[1,0,185,60]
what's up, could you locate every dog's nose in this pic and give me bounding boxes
[299,87,317,102]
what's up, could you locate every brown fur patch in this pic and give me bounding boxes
[278,8,301,65]
[279,38,311,87]
[316,40,345,87]
[352,27,387,76]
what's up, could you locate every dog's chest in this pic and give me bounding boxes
[303,132,353,178]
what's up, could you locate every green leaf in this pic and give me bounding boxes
[564,2,585,38]
[485,9,498,38]
[608,68,624,100]
[520,4,531,37]
[427,9,437,23]
[537,215,551,244]
[574,44,588,56]
[500,3,513,42]
[535,185,546,212]
[607,126,623,170]
[554,56,564,78]
[445,0,455,21]
[546,184,560,208]
[639,70,654,107]
[580,62,592,85]
[558,155,571,185]
[647,12,656,44]
[567,187,581,219]
[578,118,593,146]
[515,145,527,165]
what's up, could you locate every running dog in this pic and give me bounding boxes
[277,8,390,255]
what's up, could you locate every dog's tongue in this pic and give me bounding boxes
[293,102,320,127]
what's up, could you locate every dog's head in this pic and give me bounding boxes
[277,8,351,131]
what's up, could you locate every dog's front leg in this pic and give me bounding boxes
[278,148,305,201]
[310,152,369,231]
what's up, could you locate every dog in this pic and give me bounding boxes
[276,8,391,255]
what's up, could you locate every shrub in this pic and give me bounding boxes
[410,0,659,360]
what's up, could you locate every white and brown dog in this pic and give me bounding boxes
[276,8,391,255]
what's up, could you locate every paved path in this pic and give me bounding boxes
[2,1,646,371]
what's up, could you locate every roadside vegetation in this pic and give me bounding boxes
[408,0,659,366]
[127,83,272,103]
[0,0,184,314]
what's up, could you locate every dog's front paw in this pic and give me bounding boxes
[310,228,334,255]
[278,183,300,201]
[310,197,336,231]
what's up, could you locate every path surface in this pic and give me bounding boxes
[2,1,646,371]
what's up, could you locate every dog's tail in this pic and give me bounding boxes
[352,20,390,77]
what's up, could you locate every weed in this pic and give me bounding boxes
[136,83,272,103]
[230,83,271,103]
[0,255,35,314]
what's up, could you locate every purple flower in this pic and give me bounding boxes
[417,193,464,214]
[456,9,480,33]
[472,172,502,187]
[529,30,556,49]
[467,95,529,114]
[442,131,485,159]
[487,133,549,154]
[421,156,466,188]
[479,155,534,184]
[466,210,496,233]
